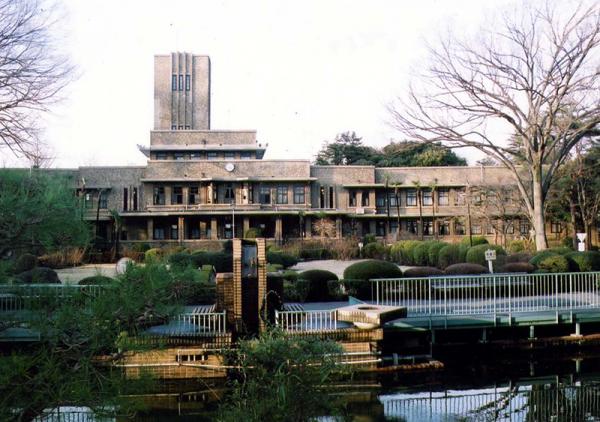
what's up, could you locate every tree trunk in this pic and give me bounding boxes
[569,198,579,250]
[532,174,548,251]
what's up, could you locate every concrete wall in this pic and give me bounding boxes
[150,130,257,147]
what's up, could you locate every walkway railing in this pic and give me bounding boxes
[372,272,600,316]
[164,311,227,336]
[275,309,337,333]
[0,284,105,313]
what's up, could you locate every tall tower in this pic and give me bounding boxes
[153,52,211,131]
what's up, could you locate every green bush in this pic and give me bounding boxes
[168,252,193,269]
[390,240,420,265]
[298,270,338,302]
[549,247,574,255]
[341,279,372,300]
[282,270,298,283]
[244,227,263,239]
[168,280,216,305]
[499,262,535,273]
[78,275,115,285]
[505,253,532,264]
[144,248,163,262]
[438,244,461,269]
[460,236,489,246]
[298,246,329,260]
[190,251,233,272]
[458,243,470,262]
[283,279,309,303]
[427,242,448,268]
[267,251,299,269]
[131,242,151,253]
[14,254,38,274]
[444,263,488,275]
[507,239,533,253]
[327,280,345,301]
[403,266,444,277]
[413,243,431,266]
[362,242,388,260]
[529,250,560,267]
[15,267,60,283]
[537,254,569,273]
[343,260,403,281]
[565,251,600,272]
[363,234,377,245]
[465,244,506,267]
[267,263,284,273]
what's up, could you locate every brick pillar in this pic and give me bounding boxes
[335,217,343,239]
[232,239,243,330]
[305,216,312,238]
[275,216,283,241]
[256,238,267,333]
[243,217,250,237]
[147,218,154,241]
[210,218,218,240]
[178,216,185,243]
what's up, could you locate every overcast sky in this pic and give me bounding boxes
[4,0,521,168]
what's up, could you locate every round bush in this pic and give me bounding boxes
[267,251,299,269]
[444,263,488,275]
[16,267,60,283]
[144,248,163,262]
[390,240,420,265]
[438,244,461,269]
[460,236,489,246]
[537,254,569,273]
[529,250,560,267]
[403,266,444,277]
[499,262,535,273]
[244,227,263,239]
[284,279,309,302]
[549,247,574,255]
[168,252,193,269]
[362,242,388,260]
[282,270,298,282]
[14,254,38,274]
[427,242,448,268]
[458,243,470,262]
[413,243,431,266]
[191,251,233,272]
[506,239,532,254]
[505,253,532,264]
[298,270,339,302]
[465,244,506,267]
[78,275,114,285]
[565,251,600,272]
[343,260,403,281]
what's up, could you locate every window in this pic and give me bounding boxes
[174,152,185,161]
[189,186,199,204]
[224,184,235,204]
[376,192,386,208]
[123,188,128,211]
[320,186,325,208]
[519,220,530,235]
[376,221,386,236]
[84,192,93,209]
[171,224,179,240]
[422,189,433,206]
[472,224,482,235]
[156,152,167,160]
[406,219,418,234]
[349,191,357,207]
[406,189,417,206]
[505,221,515,234]
[172,186,183,204]
[390,220,399,235]
[455,221,466,235]
[207,152,218,160]
[185,74,190,91]
[259,186,271,204]
[486,224,495,235]
[439,220,450,235]
[388,193,398,207]
[455,188,466,205]
[153,227,165,240]
[551,220,563,233]
[99,191,108,209]
[190,152,201,160]
[423,219,434,235]
[293,185,305,204]
[178,125,183,130]
[438,189,449,206]
[240,151,252,160]
[224,152,235,160]
[178,75,183,91]
[361,191,370,207]
[185,125,190,130]
[132,188,138,211]
[276,185,288,204]
[171,74,177,91]
[171,125,177,130]
[153,186,165,205]
[329,186,334,208]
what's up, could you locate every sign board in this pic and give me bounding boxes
[116,257,134,275]
[577,233,587,252]
[484,249,497,261]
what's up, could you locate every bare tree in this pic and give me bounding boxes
[389,1,600,250]
[0,0,72,159]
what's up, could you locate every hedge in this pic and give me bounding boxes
[168,252,193,269]
[168,280,216,305]
[283,279,309,303]
[444,263,488,275]
[343,260,403,281]
[362,242,388,260]
[15,267,60,283]
[505,253,532,264]
[537,254,569,273]
[465,244,506,267]
[529,250,560,268]
[438,244,461,269]
[499,262,535,273]
[298,269,339,302]
[190,251,233,272]
[403,267,444,277]
[427,242,448,268]
[15,254,38,274]
[413,243,431,267]
[390,240,420,265]
[507,239,532,253]
[78,275,115,285]
[267,251,299,268]
[565,251,600,272]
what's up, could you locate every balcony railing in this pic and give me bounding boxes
[275,309,338,333]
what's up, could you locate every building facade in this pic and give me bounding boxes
[72,53,569,247]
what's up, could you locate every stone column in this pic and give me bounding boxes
[305,184,311,206]
[165,186,172,205]
[243,217,250,237]
[356,191,363,208]
[369,190,376,209]
[210,217,218,240]
[199,221,207,239]
[182,186,189,206]
[275,216,283,241]
[304,216,312,238]
[335,217,343,239]
[207,183,214,204]
[146,218,154,241]
[178,216,185,243]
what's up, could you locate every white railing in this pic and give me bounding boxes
[0,284,104,313]
[275,309,337,333]
[165,311,227,336]
[372,272,600,316]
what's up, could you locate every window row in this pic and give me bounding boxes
[171,74,191,91]
[153,151,254,160]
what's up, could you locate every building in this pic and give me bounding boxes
[72,52,567,247]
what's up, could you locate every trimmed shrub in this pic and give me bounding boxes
[444,263,488,275]
[565,251,600,272]
[549,247,574,255]
[16,267,60,283]
[390,240,420,265]
[298,269,339,302]
[458,243,470,262]
[341,279,372,301]
[244,227,263,239]
[266,251,298,268]
[499,262,535,273]
[327,280,345,301]
[190,251,232,272]
[529,250,559,268]
[537,254,569,273]
[465,244,506,267]
[362,242,388,260]
[403,266,444,277]
[460,236,489,246]
[144,248,163,262]
[343,260,403,281]
[14,254,38,274]
[427,242,448,268]
[168,280,216,305]
[363,234,377,245]
[168,252,193,269]
[438,244,461,269]
[78,275,114,285]
[505,253,532,264]
[283,279,309,303]
[507,239,533,254]
[282,270,298,283]
[413,243,431,266]
[267,263,284,273]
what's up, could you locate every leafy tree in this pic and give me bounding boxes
[0,169,91,256]
[314,131,376,165]
[389,2,600,250]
